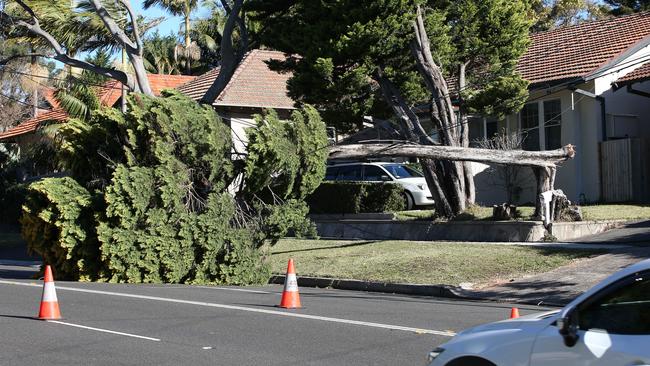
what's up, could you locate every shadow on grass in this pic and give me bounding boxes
[271,240,380,255]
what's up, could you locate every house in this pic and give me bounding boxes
[176,49,297,157]
[0,74,196,150]
[471,12,650,205]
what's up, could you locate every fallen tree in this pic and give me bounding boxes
[329,142,576,219]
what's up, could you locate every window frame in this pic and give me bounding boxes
[575,270,650,335]
[518,98,562,151]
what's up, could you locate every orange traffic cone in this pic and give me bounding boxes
[37,265,62,320]
[279,259,302,309]
[510,307,520,319]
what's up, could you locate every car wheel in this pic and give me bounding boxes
[445,356,496,366]
[403,191,414,210]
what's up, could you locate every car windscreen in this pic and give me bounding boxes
[382,164,423,179]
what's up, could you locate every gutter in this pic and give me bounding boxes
[627,84,650,99]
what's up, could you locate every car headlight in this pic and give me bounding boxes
[426,347,445,363]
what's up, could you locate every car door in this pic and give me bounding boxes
[530,270,650,366]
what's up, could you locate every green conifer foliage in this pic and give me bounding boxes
[21,177,106,281]
[22,91,327,284]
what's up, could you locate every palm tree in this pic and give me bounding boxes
[143,32,182,74]
[143,0,199,74]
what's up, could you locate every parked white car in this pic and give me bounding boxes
[426,259,650,366]
[324,162,434,209]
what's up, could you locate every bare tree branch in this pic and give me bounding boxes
[13,16,133,89]
[116,0,143,54]
[88,0,137,52]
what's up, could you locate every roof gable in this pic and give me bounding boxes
[518,12,650,85]
[176,49,296,110]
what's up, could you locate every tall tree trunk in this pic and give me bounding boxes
[31,53,38,117]
[201,0,245,104]
[458,62,476,206]
[407,5,469,216]
[128,54,153,95]
[184,2,191,75]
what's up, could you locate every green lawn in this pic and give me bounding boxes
[394,204,650,222]
[268,239,603,287]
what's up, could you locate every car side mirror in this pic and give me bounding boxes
[380,175,391,181]
[557,315,579,347]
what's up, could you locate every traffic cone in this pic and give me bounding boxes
[279,259,302,309]
[37,265,61,320]
[510,307,520,319]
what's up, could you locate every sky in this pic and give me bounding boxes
[132,0,212,38]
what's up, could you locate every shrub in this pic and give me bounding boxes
[308,182,405,214]
[21,177,106,280]
[21,92,328,284]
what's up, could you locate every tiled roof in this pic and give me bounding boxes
[176,49,296,109]
[100,74,196,107]
[0,74,195,142]
[175,67,220,101]
[518,12,650,85]
[0,109,68,140]
[617,62,650,84]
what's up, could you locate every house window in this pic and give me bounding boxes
[519,99,562,151]
[468,116,500,147]
[544,100,562,150]
[520,102,540,151]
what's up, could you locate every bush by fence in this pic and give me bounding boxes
[308,182,406,214]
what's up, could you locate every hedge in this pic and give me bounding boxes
[308,181,406,214]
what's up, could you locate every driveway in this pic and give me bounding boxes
[461,220,650,306]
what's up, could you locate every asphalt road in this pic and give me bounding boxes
[0,265,555,366]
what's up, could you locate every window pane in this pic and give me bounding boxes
[546,125,562,150]
[521,103,539,151]
[486,120,498,139]
[544,100,562,150]
[382,164,423,179]
[522,128,539,151]
[336,165,362,181]
[468,116,484,147]
[521,103,539,129]
[543,100,561,127]
[579,272,650,335]
[363,166,387,181]
[325,167,339,180]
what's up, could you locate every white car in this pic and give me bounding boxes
[324,162,434,209]
[427,259,650,366]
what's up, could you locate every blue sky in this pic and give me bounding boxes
[132,0,211,38]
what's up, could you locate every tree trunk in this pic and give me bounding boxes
[201,0,245,104]
[184,3,191,75]
[128,54,153,96]
[329,143,575,167]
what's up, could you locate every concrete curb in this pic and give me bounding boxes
[269,275,568,307]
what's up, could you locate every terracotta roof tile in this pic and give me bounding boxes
[0,74,195,142]
[518,12,650,85]
[176,50,296,109]
[617,62,650,84]
[0,109,68,141]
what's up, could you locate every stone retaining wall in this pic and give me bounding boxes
[312,216,624,242]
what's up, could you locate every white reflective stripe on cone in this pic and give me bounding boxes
[42,282,58,302]
[284,274,299,292]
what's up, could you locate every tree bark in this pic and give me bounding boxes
[201,0,245,104]
[10,0,153,96]
[329,143,575,168]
